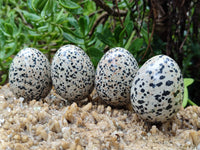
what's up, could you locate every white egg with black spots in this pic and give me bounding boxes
[51,45,95,101]
[9,48,52,101]
[95,47,139,107]
[131,55,184,122]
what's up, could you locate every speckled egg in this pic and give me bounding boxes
[95,47,139,107]
[131,55,184,122]
[51,45,95,101]
[9,48,52,101]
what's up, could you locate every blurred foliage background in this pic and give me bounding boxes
[0,0,199,105]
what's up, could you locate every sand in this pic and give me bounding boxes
[0,84,200,150]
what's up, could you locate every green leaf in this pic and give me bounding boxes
[88,15,96,34]
[188,99,197,106]
[96,27,117,47]
[96,32,115,47]
[67,7,83,15]
[86,35,96,47]
[62,26,82,39]
[129,38,144,52]
[4,42,17,59]
[22,10,41,21]
[55,8,64,22]
[13,20,23,38]
[182,86,188,108]
[0,0,3,9]
[87,48,103,68]
[32,0,48,12]
[17,33,26,44]
[126,22,134,37]
[56,15,68,24]
[83,1,96,15]
[41,0,54,18]
[67,17,79,29]
[124,11,131,25]
[38,24,48,32]
[3,58,13,66]
[118,22,134,46]
[182,78,194,107]
[0,49,6,59]
[28,30,41,37]
[0,74,7,85]
[0,30,5,47]
[184,78,194,87]
[4,23,13,36]
[59,0,80,9]
[90,57,99,68]
[63,32,84,45]
[141,27,149,44]
[27,0,34,10]
[79,16,89,36]
[119,27,126,46]
[87,47,103,58]
[114,26,122,43]
[124,30,135,50]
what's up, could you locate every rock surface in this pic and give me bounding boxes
[0,84,200,149]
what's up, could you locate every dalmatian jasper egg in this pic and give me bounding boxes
[51,45,95,101]
[9,48,52,101]
[95,47,139,107]
[131,55,184,122]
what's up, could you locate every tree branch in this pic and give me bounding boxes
[114,0,124,27]
[89,12,109,36]
[92,0,127,17]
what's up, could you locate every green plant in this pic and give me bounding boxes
[0,0,147,85]
[182,78,197,107]
[0,3,26,85]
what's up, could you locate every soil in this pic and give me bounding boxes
[0,84,200,150]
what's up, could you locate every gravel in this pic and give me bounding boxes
[0,84,200,150]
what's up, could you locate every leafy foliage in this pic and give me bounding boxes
[182,78,196,108]
[0,0,199,106]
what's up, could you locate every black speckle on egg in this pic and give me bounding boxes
[166,80,174,86]
[159,75,165,80]
[156,82,163,87]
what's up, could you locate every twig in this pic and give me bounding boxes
[89,12,109,36]
[114,0,124,28]
[139,0,146,32]
[16,8,33,29]
[141,20,155,60]
[124,0,140,36]
[179,2,193,51]
[89,9,104,17]
[141,0,157,61]
[93,0,127,17]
